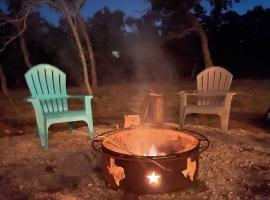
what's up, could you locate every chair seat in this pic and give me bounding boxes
[45,110,88,124]
[185,105,225,115]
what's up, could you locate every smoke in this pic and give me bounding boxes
[123,31,176,82]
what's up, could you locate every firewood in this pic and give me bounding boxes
[140,90,164,123]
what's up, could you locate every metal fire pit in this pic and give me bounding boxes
[93,126,209,194]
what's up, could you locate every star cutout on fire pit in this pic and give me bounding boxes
[147,171,161,184]
[181,157,196,181]
[107,158,125,186]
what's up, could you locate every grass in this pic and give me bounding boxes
[1,79,270,138]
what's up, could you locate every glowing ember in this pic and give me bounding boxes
[146,171,161,184]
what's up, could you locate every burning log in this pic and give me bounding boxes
[140,90,164,123]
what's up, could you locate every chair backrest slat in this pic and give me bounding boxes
[25,64,68,113]
[197,66,233,106]
[30,72,44,96]
[45,69,58,112]
[39,68,49,95]
[52,71,68,111]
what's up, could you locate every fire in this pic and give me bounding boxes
[144,144,158,156]
[146,171,161,184]
[144,145,161,185]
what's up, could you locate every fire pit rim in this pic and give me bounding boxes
[98,127,206,160]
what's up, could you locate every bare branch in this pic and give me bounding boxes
[0,15,26,26]
[0,10,29,53]
[40,0,63,11]
[0,0,59,54]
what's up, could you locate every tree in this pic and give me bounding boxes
[43,0,94,94]
[0,0,33,94]
[205,6,270,77]
[0,0,33,68]
[149,0,241,69]
[0,64,8,96]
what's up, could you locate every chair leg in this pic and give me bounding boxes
[37,121,48,149]
[220,113,229,132]
[179,111,186,130]
[43,132,49,149]
[68,122,74,134]
[86,117,94,139]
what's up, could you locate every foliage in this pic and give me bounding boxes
[86,7,132,83]
[1,0,270,90]
[206,6,270,78]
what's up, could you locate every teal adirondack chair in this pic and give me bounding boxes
[25,64,94,149]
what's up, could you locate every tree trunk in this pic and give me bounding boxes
[66,14,93,94]
[186,13,213,68]
[77,16,98,88]
[19,34,32,68]
[15,20,32,68]
[0,64,8,96]
[195,23,213,68]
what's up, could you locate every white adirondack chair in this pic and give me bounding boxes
[178,66,236,131]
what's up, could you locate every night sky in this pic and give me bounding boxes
[1,0,270,26]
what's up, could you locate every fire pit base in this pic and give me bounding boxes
[94,126,209,195]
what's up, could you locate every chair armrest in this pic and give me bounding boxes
[67,95,93,113]
[25,97,40,103]
[197,91,237,97]
[68,95,93,110]
[177,91,197,106]
[24,97,45,115]
[179,90,236,97]
[225,92,237,96]
[177,91,192,106]
[26,96,69,101]
[178,91,236,106]
[224,92,236,108]
[176,90,196,95]
[67,95,93,100]
[25,95,93,101]
[82,96,93,114]
[178,90,208,97]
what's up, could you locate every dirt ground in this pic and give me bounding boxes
[0,80,270,200]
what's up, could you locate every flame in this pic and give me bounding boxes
[144,144,158,156]
[149,144,157,156]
